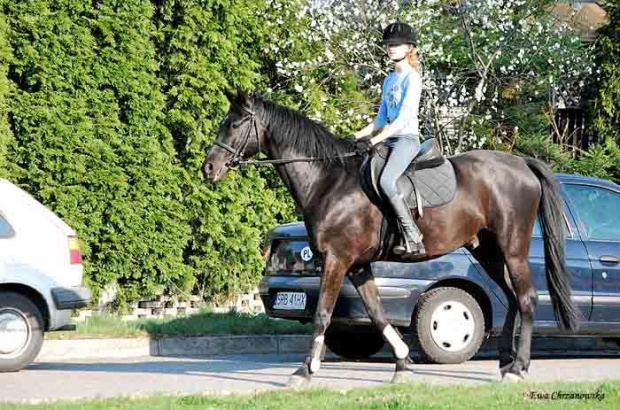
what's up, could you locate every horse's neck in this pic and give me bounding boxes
[264,140,328,212]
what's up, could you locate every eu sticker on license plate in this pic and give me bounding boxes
[273,292,306,310]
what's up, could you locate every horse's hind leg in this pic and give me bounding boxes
[469,236,520,378]
[349,266,412,383]
[288,253,348,388]
[473,230,538,382]
[501,254,537,381]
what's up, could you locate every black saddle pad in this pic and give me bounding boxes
[359,140,457,213]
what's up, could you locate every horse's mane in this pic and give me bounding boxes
[257,96,356,167]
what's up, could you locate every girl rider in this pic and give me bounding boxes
[354,22,425,256]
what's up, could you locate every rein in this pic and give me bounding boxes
[215,106,361,168]
[229,152,359,167]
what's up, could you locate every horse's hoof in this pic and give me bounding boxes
[392,371,414,384]
[286,374,310,389]
[501,372,524,383]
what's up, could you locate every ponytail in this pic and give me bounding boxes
[407,47,421,73]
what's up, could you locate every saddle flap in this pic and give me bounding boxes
[359,139,456,215]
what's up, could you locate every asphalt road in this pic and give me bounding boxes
[1,354,620,404]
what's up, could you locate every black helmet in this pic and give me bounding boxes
[381,22,417,46]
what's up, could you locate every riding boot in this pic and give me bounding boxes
[387,194,426,255]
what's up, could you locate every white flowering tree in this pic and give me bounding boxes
[259,0,597,155]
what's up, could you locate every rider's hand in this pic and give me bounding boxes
[354,138,374,155]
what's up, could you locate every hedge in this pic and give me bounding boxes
[0,0,616,306]
[0,10,11,178]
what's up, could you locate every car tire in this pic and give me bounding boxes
[325,325,385,360]
[0,291,45,372]
[413,287,485,364]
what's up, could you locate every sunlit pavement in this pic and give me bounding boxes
[1,354,620,403]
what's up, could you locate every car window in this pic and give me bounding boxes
[563,184,620,241]
[532,215,570,238]
[0,213,13,237]
[267,240,317,274]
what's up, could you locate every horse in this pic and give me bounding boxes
[202,89,580,387]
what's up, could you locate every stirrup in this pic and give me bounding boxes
[388,194,426,256]
[393,225,425,255]
[393,238,425,256]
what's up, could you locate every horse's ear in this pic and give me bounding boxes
[236,87,254,108]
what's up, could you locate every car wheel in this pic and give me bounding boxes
[325,325,385,360]
[0,291,45,372]
[413,287,485,364]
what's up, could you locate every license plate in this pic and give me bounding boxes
[273,292,306,310]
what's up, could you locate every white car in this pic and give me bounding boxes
[0,179,91,372]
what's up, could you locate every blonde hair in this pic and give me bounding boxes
[407,47,421,73]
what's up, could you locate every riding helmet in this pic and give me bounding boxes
[381,22,417,46]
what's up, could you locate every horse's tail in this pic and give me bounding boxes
[525,157,580,332]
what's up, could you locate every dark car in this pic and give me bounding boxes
[259,174,620,364]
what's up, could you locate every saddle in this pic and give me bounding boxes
[359,138,457,258]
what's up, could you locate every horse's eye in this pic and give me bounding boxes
[231,118,247,129]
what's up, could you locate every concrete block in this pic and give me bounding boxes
[185,307,200,316]
[73,310,91,323]
[158,336,278,356]
[278,335,312,354]
[139,301,164,309]
[131,308,152,316]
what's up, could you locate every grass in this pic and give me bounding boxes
[45,310,312,340]
[1,381,618,409]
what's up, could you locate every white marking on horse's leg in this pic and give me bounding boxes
[502,372,524,383]
[310,335,324,373]
[383,324,409,359]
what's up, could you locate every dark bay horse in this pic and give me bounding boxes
[203,90,580,386]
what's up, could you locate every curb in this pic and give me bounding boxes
[37,335,314,361]
[37,335,620,362]
[38,338,155,361]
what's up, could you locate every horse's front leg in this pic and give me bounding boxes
[349,266,413,383]
[287,253,348,388]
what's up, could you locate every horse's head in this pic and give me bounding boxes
[203,89,265,182]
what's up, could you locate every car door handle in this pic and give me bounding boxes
[599,255,620,265]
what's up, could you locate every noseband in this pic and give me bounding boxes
[213,106,261,168]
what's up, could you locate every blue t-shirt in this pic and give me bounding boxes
[376,67,422,137]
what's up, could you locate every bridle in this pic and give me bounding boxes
[213,105,261,168]
[212,106,358,168]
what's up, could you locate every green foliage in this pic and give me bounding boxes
[513,132,620,183]
[593,1,620,143]
[47,311,311,340]
[3,0,192,301]
[0,0,300,306]
[1,0,615,306]
[0,10,12,178]
[586,0,620,183]
[151,0,297,302]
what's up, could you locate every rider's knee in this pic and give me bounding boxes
[379,175,397,198]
